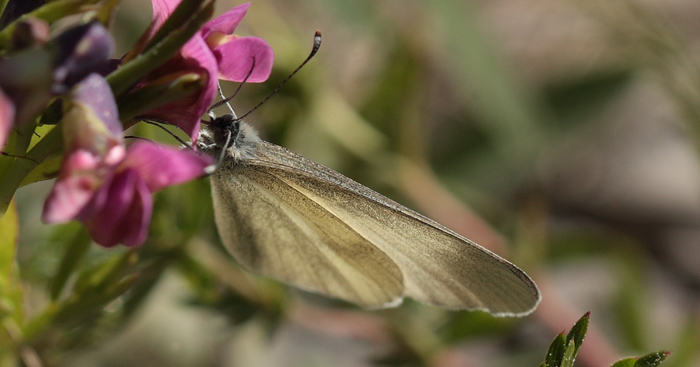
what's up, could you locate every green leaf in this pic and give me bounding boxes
[0,124,63,217]
[0,198,17,290]
[22,250,139,343]
[566,311,590,360]
[0,199,22,319]
[609,351,671,367]
[543,332,566,367]
[18,123,63,186]
[49,226,91,300]
[540,313,591,367]
[73,249,137,294]
[0,201,24,355]
[18,153,62,186]
[634,351,670,367]
[560,339,577,367]
[51,273,138,328]
[610,358,637,367]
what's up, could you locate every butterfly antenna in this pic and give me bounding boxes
[237,30,322,121]
[144,120,191,146]
[209,57,258,118]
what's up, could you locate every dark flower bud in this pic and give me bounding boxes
[52,21,115,93]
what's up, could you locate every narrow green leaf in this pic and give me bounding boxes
[0,198,17,286]
[49,226,91,300]
[74,249,137,294]
[566,311,590,360]
[18,153,62,186]
[543,332,567,367]
[634,351,670,367]
[18,124,63,186]
[0,124,63,217]
[0,200,23,327]
[560,340,577,367]
[50,273,138,329]
[610,358,637,367]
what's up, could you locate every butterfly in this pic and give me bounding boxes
[196,113,540,316]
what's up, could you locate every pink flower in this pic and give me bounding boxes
[140,1,274,141]
[44,142,212,247]
[0,88,15,150]
[43,74,213,247]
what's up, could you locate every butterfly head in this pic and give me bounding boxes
[198,114,261,165]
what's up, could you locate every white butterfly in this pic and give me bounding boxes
[197,114,540,316]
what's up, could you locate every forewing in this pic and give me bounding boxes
[210,163,404,308]
[248,142,541,316]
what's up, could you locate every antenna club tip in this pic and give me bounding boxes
[313,30,322,49]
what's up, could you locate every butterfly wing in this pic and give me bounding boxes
[229,141,541,316]
[210,160,405,308]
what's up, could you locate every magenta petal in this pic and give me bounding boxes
[119,176,152,247]
[84,169,151,248]
[122,141,213,192]
[0,87,15,150]
[201,2,250,39]
[43,175,97,223]
[140,37,217,141]
[42,150,102,223]
[213,37,273,83]
[151,0,182,35]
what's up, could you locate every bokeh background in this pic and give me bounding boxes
[14,0,700,366]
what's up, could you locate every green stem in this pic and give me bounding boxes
[106,0,214,96]
[50,226,91,300]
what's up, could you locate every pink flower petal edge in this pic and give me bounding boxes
[214,37,274,83]
[122,141,214,192]
[142,0,273,141]
[82,169,152,248]
[0,87,15,150]
[201,2,250,39]
[44,141,213,247]
[43,150,104,223]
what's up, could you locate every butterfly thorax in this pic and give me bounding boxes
[197,115,261,162]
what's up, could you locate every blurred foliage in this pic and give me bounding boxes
[540,313,669,367]
[4,0,700,366]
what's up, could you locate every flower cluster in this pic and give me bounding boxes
[0,0,274,247]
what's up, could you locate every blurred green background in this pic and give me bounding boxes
[13,0,700,366]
